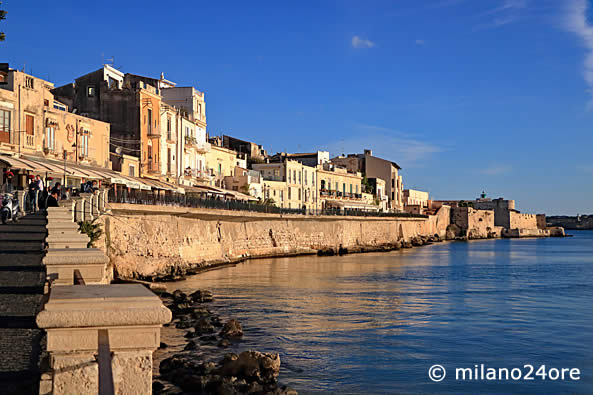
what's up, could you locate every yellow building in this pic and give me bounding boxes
[0,68,110,172]
[317,164,378,211]
[253,160,318,210]
[205,143,242,188]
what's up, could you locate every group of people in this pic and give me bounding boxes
[28,175,61,210]
[27,176,99,212]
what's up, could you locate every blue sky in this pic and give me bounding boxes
[2,0,592,214]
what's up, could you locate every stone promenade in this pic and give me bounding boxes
[0,213,46,394]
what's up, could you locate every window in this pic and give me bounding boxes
[167,148,172,173]
[0,109,10,133]
[167,116,172,140]
[350,184,353,194]
[218,163,222,175]
[129,164,135,177]
[147,109,152,134]
[81,135,89,157]
[298,188,301,200]
[343,183,346,196]
[280,190,283,201]
[0,110,10,144]
[356,185,359,194]
[87,86,96,97]
[26,114,34,135]
[198,103,202,120]
[25,76,34,89]
[45,127,55,151]
[304,171,307,185]
[293,170,297,184]
[335,182,338,191]
[53,101,67,111]
[298,172,301,184]
[288,187,291,200]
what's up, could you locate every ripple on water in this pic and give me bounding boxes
[167,231,593,394]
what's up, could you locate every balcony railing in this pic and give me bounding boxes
[25,134,35,147]
[147,162,161,173]
[184,168,211,180]
[195,141,211,153]
[319,189,362,200]
[184,135,197,147]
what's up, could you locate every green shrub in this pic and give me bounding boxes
[78,219,103,248]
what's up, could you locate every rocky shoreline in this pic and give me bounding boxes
[152,289,297,395]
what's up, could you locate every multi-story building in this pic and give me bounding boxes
[0,67,110,185]
[269,151,329,167]
[331,149,403,211]
[403,189,429,214]
[205,139,242,188]
[223,166,263,200]
[222,135,267,164]
[179,116,211,186]
[253,159,317,210]
[317,163,377,211]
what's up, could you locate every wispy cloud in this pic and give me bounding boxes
[564,0,593,109]
[480,164,513,175]
[326,123,442,168]
[415,39,425,45]
[352,36,376,49]
[475,0,528,29]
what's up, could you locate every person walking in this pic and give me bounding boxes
[28,176,38,213]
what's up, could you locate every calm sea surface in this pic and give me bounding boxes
[172,231,593,394]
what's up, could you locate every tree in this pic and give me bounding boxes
[0,2,6,41]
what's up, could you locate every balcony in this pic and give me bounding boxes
[147,126,160,138]
[319,189,362,200]
[184,135,197,149]
[184,167,211,181]
[25,134,35,147]
[147,161,161,174]
[195,141,211,153]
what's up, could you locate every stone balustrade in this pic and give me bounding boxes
[44,207,106,285]
[37,284,172,394]
[37,199,172,394]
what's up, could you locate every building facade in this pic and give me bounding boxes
[0,68,110,172]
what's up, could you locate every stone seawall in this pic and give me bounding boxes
[97,204,451,280]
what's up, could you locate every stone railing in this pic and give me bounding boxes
[37,202,172,394]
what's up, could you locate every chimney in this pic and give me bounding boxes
[364,149,372,156]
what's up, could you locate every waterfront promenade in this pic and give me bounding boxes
[0,213,47,394]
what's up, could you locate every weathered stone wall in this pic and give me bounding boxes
[451,207,495,238]
[99,204,451,280]
[509,211,538,230]
[536,214,546,230]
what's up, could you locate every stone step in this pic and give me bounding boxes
[0,241,44,252]
[46,222,79,230]
[0,225,47,234]
[0,233,46,242]
[46,234,90,243]
[13,219,47,226]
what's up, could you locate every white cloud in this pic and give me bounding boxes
[352,36,376,49]
[476,0,528,29]
[564,0,593,109]
[415,39,425,45]
[480,164,512,176]
[325,123,442,168]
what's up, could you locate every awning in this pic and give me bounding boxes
[0,154,48,172]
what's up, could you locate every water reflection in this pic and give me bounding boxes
[168,232,593,394]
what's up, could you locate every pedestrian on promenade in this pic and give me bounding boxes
[28,176,37,213]
[46,190,59,208]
